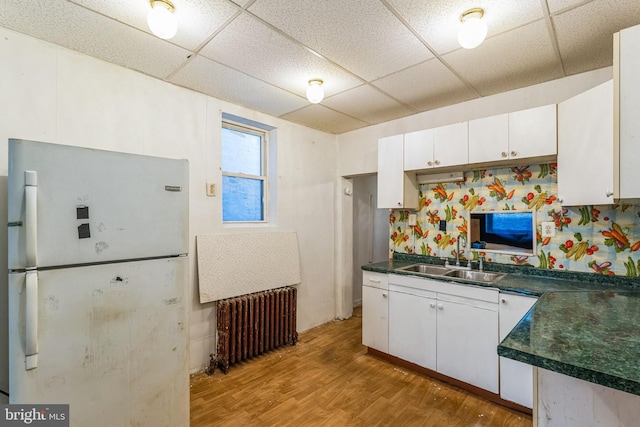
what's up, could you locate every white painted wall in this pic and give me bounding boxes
[336,66,613,177]
[0,27,338,373]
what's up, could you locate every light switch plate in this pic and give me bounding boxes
[541,221,555,237]
[206,183,216,197]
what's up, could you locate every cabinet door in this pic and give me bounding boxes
[557,80,614,205]
[362,286,388,353]
[377,135,404,209]
[509,105,557,160]
[437,299,499,393]
[433,122,469,168]
[617,25,640,199]
[499,293,538,408]
[468,114,509,164]
[377,135,417,209]
[404,129,435,171]
[389,290,437,370]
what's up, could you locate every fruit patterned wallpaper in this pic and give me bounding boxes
[390,163,640,276]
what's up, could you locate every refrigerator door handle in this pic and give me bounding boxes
[25,170,38,268]
[25,270,39,370]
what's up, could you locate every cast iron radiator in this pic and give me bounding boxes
[213,286,298,374]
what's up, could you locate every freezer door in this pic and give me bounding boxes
[8,139,188,270]
[8,257,189,426]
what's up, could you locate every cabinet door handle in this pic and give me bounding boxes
[434,160,440,165]
[437,304,444,310]
[397,202,402,206]
[429,302,436,308]
[427,161,433,166]
[511,150,517,157]
[606,190,614,197]
[382,293,387,298]
[501,151,508,158]
[501,299,507,304]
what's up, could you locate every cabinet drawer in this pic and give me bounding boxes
[438,282,499,304]
[389,283,437,299]
[388,273,440,293]
[363,271,388,290]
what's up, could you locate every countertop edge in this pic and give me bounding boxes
[497,345,640,396]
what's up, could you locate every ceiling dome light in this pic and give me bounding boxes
[306,79,324,104]
[457,8,487,49]
[147,0,178,40]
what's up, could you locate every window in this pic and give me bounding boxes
[469,211,536,255]
[222,121,267,222]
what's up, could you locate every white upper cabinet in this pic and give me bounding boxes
[404,123,468,171]
[615,24,640,200]
[469,106,557,165]
[377,134,418,209]
[557,80,614,205]
[468,114,508,164]
[433,122,469,168]
[509,104,557,160]
[404,128,435,171]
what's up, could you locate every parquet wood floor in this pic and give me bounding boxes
[190,308,533,427]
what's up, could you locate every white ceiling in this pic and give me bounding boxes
[2,0,640,134]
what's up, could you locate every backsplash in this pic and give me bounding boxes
[390,163,640,277]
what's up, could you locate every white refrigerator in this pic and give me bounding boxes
[2,139,189,426]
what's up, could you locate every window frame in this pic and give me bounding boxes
[221,120,269,223]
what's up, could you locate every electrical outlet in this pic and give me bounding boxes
[408,214,417,226]
[541,221,555,238]
[206,183,216,197]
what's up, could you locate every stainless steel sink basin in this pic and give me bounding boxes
[395,264,452,275]
[443,269,505,283]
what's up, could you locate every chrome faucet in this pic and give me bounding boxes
[456,236,466,267]
[478,255,484,272]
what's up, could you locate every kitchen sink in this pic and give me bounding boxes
[395,263,452,275]
[443,269,505,283]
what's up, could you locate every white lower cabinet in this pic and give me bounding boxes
[362,271,389,353]
[388,284,437,370]
[384,274,499,394]
[499,292,538,408]
[436,291,499,393]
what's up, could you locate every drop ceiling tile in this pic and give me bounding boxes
[199,13,362,98]
[552,0,640,75]
[443,19,563,96]
[280,105,369,134]
[0,0,191,79]
[229,0,253,7]
[170,55,309,118]
[247,0,433,81]
[322,85,414,124]
[372,58,478,111]
[70,0,240,51]
[386,0,543,55]
[547,0,590,14]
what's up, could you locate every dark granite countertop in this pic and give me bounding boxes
[362,253,640,396]
[498,290,640,396]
